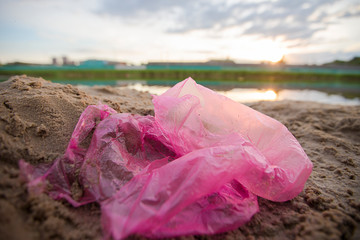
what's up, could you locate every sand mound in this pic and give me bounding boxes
[0,75,153,165]
[0,76,359,240]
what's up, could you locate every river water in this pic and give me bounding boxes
[62,79,360,106]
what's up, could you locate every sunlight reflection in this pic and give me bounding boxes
[264,90,277,100]
[218,89,277,102]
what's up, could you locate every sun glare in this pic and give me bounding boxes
[235,38,286,63]
[268,54,284,63]
[261,47,285,63]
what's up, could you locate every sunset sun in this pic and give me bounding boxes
[230,38,287,64]
[257,41,285,63]
[267,53,284,63]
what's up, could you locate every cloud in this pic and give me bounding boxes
[98,0,359,41]
[1,0,358,64]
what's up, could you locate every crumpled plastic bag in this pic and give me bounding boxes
[19,77,313,239]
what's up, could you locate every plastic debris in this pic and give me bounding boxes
[19,77,313,239]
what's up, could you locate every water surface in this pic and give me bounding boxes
[125,83,360,106]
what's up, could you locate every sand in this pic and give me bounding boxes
[0,75,359,240]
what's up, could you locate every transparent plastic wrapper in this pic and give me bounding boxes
[19,77,313,239]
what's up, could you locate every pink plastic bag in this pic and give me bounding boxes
[20,77,312,239]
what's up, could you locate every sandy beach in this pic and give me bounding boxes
[0,75,359,240]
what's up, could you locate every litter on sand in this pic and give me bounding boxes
[20,77,313,239]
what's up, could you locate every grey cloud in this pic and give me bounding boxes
[98,0,358,41]
[339,7,360,18]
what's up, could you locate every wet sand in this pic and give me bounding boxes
[0,76,359,240]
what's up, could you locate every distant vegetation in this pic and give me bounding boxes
[3,61,43,66]
[0,69,359,84]
[323,56,360,66]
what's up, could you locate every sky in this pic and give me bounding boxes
[0,0,360,65]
